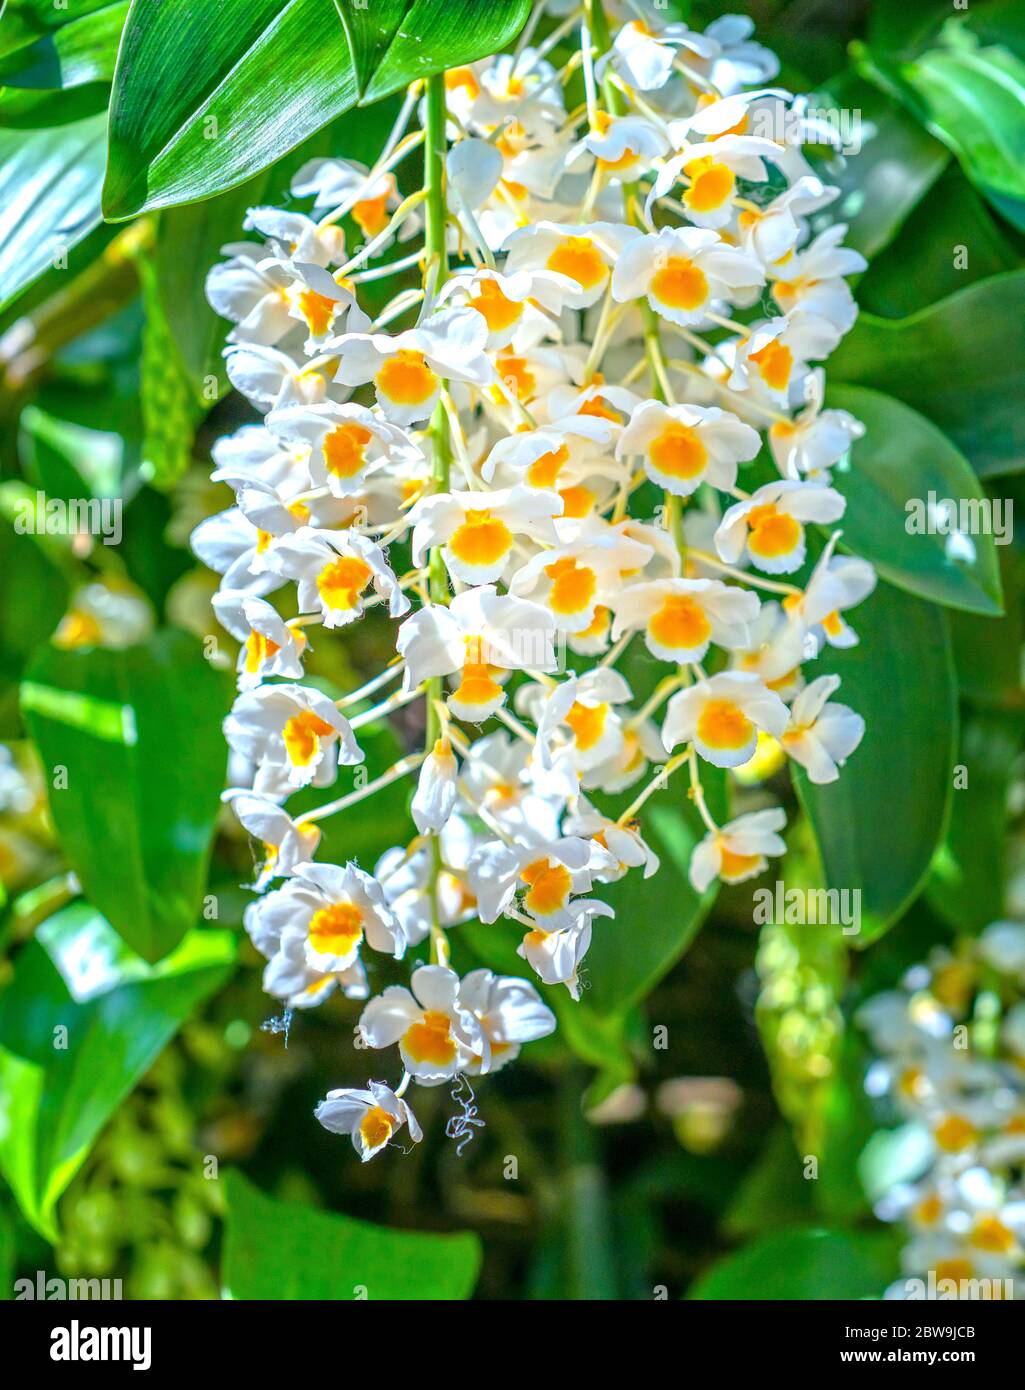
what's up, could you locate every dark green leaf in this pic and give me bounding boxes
[794,582,957,946]
[689,1227,900,1300]
[21,630,233,962]
[823,72,948,260]
[827,384,1003,615]
[222,1169,482,1299]
[0,901,235,1239]
[0,0,116,61]
[103,0,357,219]
[927,711,1024,933]
[831,271,1025,478]
[856,166,1022,318]
[0,515,69,696]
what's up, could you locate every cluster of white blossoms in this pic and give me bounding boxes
[859,923,1025,1300]
[192,2,875,1161]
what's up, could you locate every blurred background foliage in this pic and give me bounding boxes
[1,0,1024,1300]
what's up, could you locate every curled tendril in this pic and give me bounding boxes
[445,1073,485,1157]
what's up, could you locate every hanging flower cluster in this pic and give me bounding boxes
[858,923,1025,1299]
[193,2,874,1162]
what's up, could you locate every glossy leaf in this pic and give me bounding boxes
[583,777,726,1017]
[0,114,106,312]
[689,1228,899,1300]
[21,630,233,962]
[902,37,1025,233]
[826,384,1003,615]
[222,1170,482,1299]
[831,271,1025,478]
[0,902,235,1240]
[356,0,534,103]
[103,0,358,220]
[794,582,957,946]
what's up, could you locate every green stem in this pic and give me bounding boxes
[423,72,453,967]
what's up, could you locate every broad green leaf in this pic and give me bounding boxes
[856,166,1022,318]
[0,114,106,312]
[0,901,235,1240]
[583,777,726,1017]
[926,711,1024,934]
[823,72,948,260]
[688,1228,900,1300]
[831,271,1025,478]
[222,1169,482,1299]
[352,0,534,103]
[794,582,957,946]
[902,36,1025,233]
[21,630,233,962]
[826,384,1003,615]
[103,0,357,220]
[0,0,127,89]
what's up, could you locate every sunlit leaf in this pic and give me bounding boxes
[0,114,106,312]
[0,901,235,1240]
[21,630,233,962]
[103,0,357,219]
[350,0,533,103]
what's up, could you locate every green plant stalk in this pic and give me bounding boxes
[423,71,453,967]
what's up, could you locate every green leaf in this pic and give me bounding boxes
[0,901,235,1240]
[103,0,358,220]
[794,582,957,946]
[926,711,1024,933]
[353,0,534,104]
[21,630,233,963]
[0,1,127,90]
[0,114,106,312]
[950,545,1025,704]
[856,166,1022,318]
[831,271,1025,478]
[823,72,948,260]
[826,384,1003,615]
[0,0,116,60]
[0,515,69,694]
[582,778,726,1017]
[902,36,1025,233]
[222,1169,482,1299]
[688,1228,900,1300]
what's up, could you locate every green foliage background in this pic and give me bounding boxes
[0,0,1023,1300]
